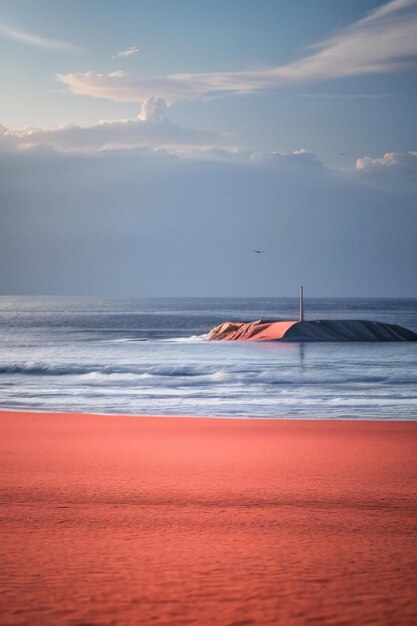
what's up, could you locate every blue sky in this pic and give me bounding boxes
[0,0,416,296]
[1,0,416,166]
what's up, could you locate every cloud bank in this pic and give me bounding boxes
[0,98,230,154]
[58,0,417,102]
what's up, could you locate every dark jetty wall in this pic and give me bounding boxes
[282,320,417,342]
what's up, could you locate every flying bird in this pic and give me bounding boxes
[253,250,264,254]
[339,152,345,157]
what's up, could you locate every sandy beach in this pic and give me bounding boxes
[0,411,416,626]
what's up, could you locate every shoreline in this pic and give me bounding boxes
[1,410,416,625]
[2,408,417,421]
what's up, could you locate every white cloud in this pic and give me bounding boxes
[57,70,199,103]
[356,150,417,170]
[58,0,417,103]
[112,46,140,59]
[138,97,168,122]
[0,19,81,52]
[356,151,417,183]
[0,98,230,154]
[301,93,403,99]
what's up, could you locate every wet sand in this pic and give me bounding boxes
[0,411,416,626]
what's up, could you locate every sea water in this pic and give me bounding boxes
[0,296,416,419]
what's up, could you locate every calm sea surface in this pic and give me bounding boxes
[0,297,416,419]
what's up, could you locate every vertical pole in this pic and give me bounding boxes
[300,286,304,322]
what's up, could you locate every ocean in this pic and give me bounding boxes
[0,296,416,419]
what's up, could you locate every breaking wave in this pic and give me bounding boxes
[0,364,89,376]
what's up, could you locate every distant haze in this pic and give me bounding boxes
[1,148,416,297]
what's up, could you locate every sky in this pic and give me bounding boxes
[0,0,416,297]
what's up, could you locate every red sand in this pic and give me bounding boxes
[1,411,416,626]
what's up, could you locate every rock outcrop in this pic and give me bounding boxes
[207,320,299,341]
[207,319,417,342]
